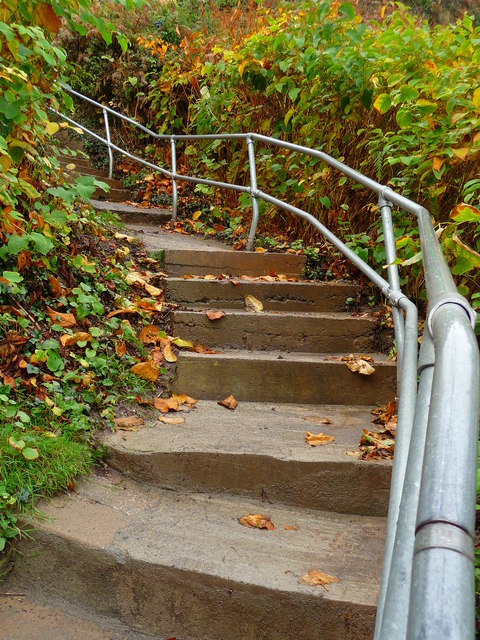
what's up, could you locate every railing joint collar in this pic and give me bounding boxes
[427,294,477,334]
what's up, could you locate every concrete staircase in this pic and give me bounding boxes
[58,153,131,202]
[2,223,395,639]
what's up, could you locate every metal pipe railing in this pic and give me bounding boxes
[54,83,479,639]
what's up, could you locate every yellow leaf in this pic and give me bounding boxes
[238,514,275,530]
[144,283,163,297]
[45,121,60,136]
[254,247,267,253]
[163,342,177,363]
[342,354,375,375]
[192,210,202,220]
[473,88,480,108]
[304,432,335,446]
[245,294,263,313]
[301,569,340,590]
[60,332,92,347]
[432,157,444,171]
[130,361,159,381]
[452,148,470,160]
[171,337,195,349]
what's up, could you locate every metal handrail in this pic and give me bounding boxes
[54,83,479,640]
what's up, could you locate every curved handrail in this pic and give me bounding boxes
[53,83,479,640]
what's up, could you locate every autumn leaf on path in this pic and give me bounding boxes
[304,432,335,446]
[284,525,298,531]
[302,416,332,425]
[371,399,396,425]
[171,393,197,408]
[172,337,195,349]
[218,395,238,410]
[244,294,263,313]
[301,569,340,590]
[113,416,145,431]
[158,415,185,425]
[238,514,275,530]
[154,397,179,413]
[47,307,76,328]
[60,332,92,347]
[130,361,159,382]
[205,310,226,321]
[342,354,375,376]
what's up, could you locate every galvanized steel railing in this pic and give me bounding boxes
[53,84,479,640]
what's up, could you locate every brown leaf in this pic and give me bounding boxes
[171,393,197,408]
[218,395,238,410]
[238,514,275,530]
[342,354,375,375]
[205,310,226,321]
[163,342,177,363]
[113,416,145,430]
[139,325,164,345]
[115,341,127,357]
[60,332,92,347]
[130,361,159,382]
[193,343,218,354]
[301,569,340,590]
[304,432,335,446]
[144,283,163,297]
[48,275,63,297]
[254,246,267,253]
[158,415,185,425]
[47,307,76,328]
[371,400,396,424]
[36,2,62,33]
[244,294,263,313]
[17,251,31,271]
[106,307,139,319]
[154,397,179,413]
[284,525,298,531]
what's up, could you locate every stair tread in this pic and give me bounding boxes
[178,348,394,364]
[103,400,386,465]
[28,470,385,607]
[173,308,373,320]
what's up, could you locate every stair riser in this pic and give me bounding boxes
[164,248,306,278]
[63,170,121,189]
[174,356,396,405]
[164,278,356,312]
[61,164,111,179]
[172,311,375,353]
[106,450,391,517]
[13,534,377,640]
[93,187,130,202]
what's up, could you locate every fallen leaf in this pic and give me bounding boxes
[371,400,396,424]
[107,306,138,318]
[130,361,159,382]
[205,310,226,321]
[255,246,267,253]
[60,332,92,347]
[47,307,76,327]
[114,232,135,243]
[192,210,202,220]
[171,393,197,408]
[193,343,218,354]
[301,569,340,590]
[139,325,166,344]
[304,432,335,446]
[113,416,145,430]
[154,397,179,413]
[172,337,195,349]
[218,395,238,410]
[204,274,217,280]
[163,342,177,363]
[284,525,298,531]
[144,283,163,297]
[342,354,375,375]
[158,415,185,425]
[245,294,263,313]
[115,341,127,357]
[238,514,275,530]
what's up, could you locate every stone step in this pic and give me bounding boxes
[0,594,152,640]
[164,276,357,312]
[11,471,385,640]
[164,248,306,278]
[171,308,375,353]
[57,154,92,170]
[63,169,123,190]
[103,401,391,517]
[173,349,396,405]
[90,200,171,224]
[92,186,130,202]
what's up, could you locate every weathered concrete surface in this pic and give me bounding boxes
[164,276,357,312]
[9,471,385,640]
[90,201,171,224]
[171,309,375,353]
[103,401,391,516]
[164,248,306,277]
[0,595,152,640]
[174,350,396,405]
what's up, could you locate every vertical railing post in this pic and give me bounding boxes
[379,194,405,374]
[171,136,178,222]
[102,108,113,180]
[246,135,259,251]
